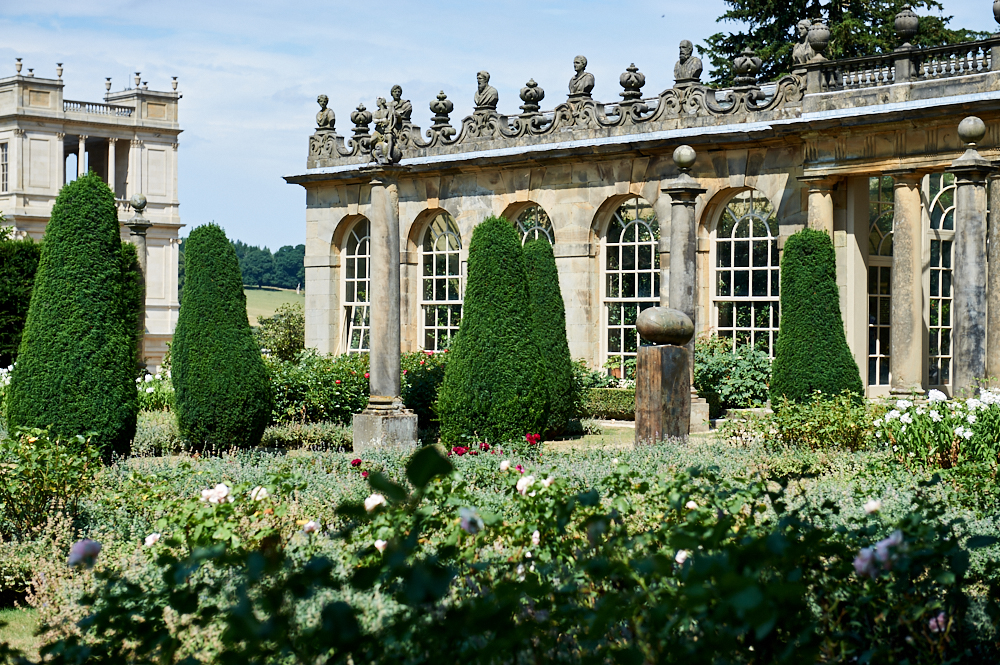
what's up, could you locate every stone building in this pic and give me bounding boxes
[287,10,1000,401]
[0,62,182,368]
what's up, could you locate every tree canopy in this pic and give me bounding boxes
[702,0,986,85]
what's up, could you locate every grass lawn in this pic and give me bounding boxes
[0,608,38,660]
[243,286,304,326]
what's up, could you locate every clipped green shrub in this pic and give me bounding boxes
[6,173,138,458]
[255,301,305,362]
[523,238,576,435]
[0,229,41,368]
[582,388,635,420]
[694,334,771,412]
[172,224,272,449]
[119,241,144,372]
[436,216,546,444]
[770,229,862,404]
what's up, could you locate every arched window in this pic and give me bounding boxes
[711,190,780,356]
[344,218,370,353]
[868,176,893,387]
[603,198,659,378]
[515,205,554,244]
[421,212,463,351]
[927,172,955,387]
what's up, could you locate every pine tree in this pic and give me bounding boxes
[703,0,985,85]
[522,237,576,435]
[436,216,547,444]
[770,228,863,404]
[172,224,272,449]
[6,173,138,458]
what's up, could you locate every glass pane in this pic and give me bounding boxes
[752,270,767,297]
[718,272,731,297]
[734,241,750,267]
[734,271,749,297]
[608,328,621,353]
[718,302,733,327]
[717,241,731,267]
[753,240,768,267]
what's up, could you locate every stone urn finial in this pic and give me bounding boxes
[519,79,545,114]
[350,102,373,140]
[171,76,178,91]
[134,72,141,88]
[895,4,919,47]
[994,0,1000,29]
[807,20,830,61]
[732,47,762,87]
[56,63,63,79]
[130,193,147,213]
[429,91,455,135]
[14,58,21,74]
[105,77,112,92]
[619,63,646,102]
[958,116,987,147]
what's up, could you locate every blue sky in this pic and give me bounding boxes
[2,1,983,250]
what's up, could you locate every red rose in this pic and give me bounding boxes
[479,442,490,451]
[351,458,362,467]
[452,446,467,456]
[420,360,425,365]
[335,379,341,384]
[364,372,370,379]
[361,471,369,478]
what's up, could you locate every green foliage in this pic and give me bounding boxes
[582,387,635,420]
[703,0,987,85]
[0,232,41,368]
[522,238,576,435]
[771,229,863,404]
[231,240,305,289]
[136,369,174,412]
[572,359,616,390]
[255,301,305,362]
[118,241,144,374]
[259,421,352,451]
[0,428,103,539]
[172,224,273,450]
[436,216,547,444]
[694,334,771,410]
[771,390,878,451]
[400,351,448,429]
[6,173,138,459]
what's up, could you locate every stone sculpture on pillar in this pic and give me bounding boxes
[791,19,816,73]
[474,71,499,112]
[390,84,413,135]
[947,116,994,394]
[370,96,404,165]
[568,55,595,99]
[673,40,703,89]
[124,193,151,368]
[634,307,694,444]
[662,145,710,432]
[315,95,336,133]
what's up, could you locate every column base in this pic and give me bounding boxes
[889,386,924,398]
[352,399,418,454]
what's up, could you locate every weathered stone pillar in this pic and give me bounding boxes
[353,167,418,451]
[801,175,838,237]
[124,194,150,367]
[77,135,87,177]
[988,166,1000,385]
[947,117,994,394]
[108,138,116,195]
[662,145,708,432]
[885,170,924,396]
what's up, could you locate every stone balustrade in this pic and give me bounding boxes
[63,99,134,117]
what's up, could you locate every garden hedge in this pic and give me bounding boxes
[172,224,272,449]
[770,228,863,404]
[0,233,41,367]
[6,173,138,458]
[582,388,635,421]
[523,237,576,435]
[436,216,547,444]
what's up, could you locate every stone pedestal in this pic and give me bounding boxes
[353,399,418,454]
[635,344,691,444]
[689,396,710,433]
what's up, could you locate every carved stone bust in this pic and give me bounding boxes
[568,55,595,97]
[474,70,499,111]
[316,94,335,132]
[390,84,413,127]
[792,19,816,69]
[673,40,703,87]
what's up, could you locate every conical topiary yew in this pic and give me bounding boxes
[436,216,547,444]
[770,228,863,404]
[172,224,272,449]
[7,173,138,458]
[523,237,576,435]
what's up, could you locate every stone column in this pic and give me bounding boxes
[662,145,708,432]
[801,175,839,238]
[108,139,116,195]
[124,194,151,368]
[353,167,417,451]
[947,117,994,394]
[988,166,1000,385]
[55,133,65,187]
[77,135,87,177]
[885,170,924,396]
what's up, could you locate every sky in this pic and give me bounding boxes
[2,1,983,250]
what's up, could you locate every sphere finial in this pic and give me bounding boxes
[673,145,696,173]
[958,116,986,146]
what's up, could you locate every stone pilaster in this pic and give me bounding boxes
[353,167,417,451]
[946,120,993,395]
[885,170,924,396]
[988,167,1000,385]
[662,145,708,432]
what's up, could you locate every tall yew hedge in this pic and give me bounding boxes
[436,216,547,444]
[0,231,42,368]
[173,224,272,449]
[6,173,138,458]
[770,228,863,404]
[523,237,576,435]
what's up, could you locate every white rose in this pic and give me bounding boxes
[145,374,154,383]
[364,493,386,512]
[531,530,540,547]
[541,477,554,488]
[374,539,387,553]
[250,486,269,501]
[499,460,511,472]
[928,389,947,402]
[302,520,320,534]
[675,550,690,564]
[144,533,161,547]
[685,500,698,510]
[863,499,882,514]
[516,476,535,496]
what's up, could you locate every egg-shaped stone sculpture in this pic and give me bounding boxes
[636,307,694,346]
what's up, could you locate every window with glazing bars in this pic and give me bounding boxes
[421,212,463,352]
[344,219,371,353]
[868,175,893,386]
[927,173,955,387]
